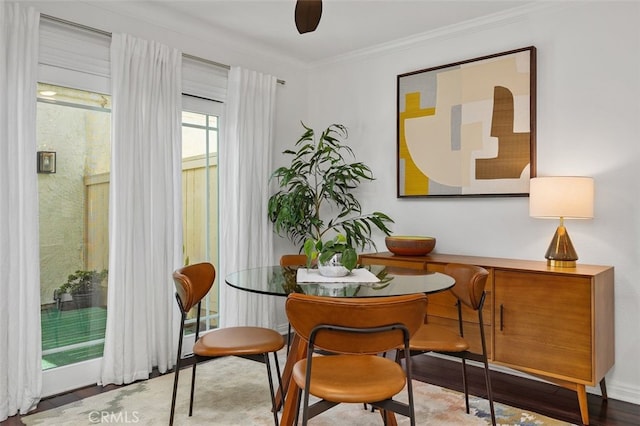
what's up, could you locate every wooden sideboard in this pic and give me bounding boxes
[360,252,615,425]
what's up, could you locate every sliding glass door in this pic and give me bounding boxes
[38,87,221,395]
[37,83,112,395]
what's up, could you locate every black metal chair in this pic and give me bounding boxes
[399,263,496,425]
[285,292,428,425]
[170,262,284,425]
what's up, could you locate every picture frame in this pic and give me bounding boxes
[37,151,56,174]
[397,46,536,198]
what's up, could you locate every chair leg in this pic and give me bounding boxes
[301,387,311,425]
[170,317,186,426]
[189,359,198,416]
[301,361,314,426]
[403,349,416,426]
[482,355,496,426]
[273,350,283,401]
[169,357,181,426]
[478,306,496,426]
[294,387,303,426]
[264,353,280,426]
[461,357,470,414]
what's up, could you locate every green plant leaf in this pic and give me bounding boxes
[56,269,107,295]
[268,122,393,251]
[303,238,318,268]
[341,247,358,271]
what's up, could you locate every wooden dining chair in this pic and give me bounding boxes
[170,262,285,426]
[400,263,496,425]
[285,292,428,425]
[279,254,308,268]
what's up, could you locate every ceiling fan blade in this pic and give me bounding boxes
[295,0,322,34]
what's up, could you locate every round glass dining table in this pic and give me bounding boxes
[225,264,455,426]
[224,264,455,297]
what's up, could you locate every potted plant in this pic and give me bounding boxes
[304,234,358,276]
[268,122,393,268]
[55,269,108,309]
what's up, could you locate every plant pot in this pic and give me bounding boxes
[71,291,93,309]
[318,253,349,278]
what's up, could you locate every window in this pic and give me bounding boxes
[181,96,221,332]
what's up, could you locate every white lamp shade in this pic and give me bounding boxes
[529,177,594,219]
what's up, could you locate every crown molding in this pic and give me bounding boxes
[311,2,561,68]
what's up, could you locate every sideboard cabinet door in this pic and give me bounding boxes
[493,270,593,382]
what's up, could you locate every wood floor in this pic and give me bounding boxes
[410,355,639,426]
[2,354,638,425]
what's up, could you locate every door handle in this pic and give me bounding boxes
[500,304,504,331]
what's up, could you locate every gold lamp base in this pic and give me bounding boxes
[544,222,578,268]
[547,259,576,268]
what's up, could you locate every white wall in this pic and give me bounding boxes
[295,2,640,404]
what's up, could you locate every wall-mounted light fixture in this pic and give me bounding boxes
[37,151,56,173]
[529,176,594,268]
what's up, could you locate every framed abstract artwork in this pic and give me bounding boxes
[397,46,536,197]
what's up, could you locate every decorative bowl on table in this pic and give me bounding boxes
[385,236,436,256]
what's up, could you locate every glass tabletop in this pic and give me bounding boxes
[225,264,455,297]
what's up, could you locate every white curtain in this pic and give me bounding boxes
[0,3,41,421]
[100,34,182,385]
[219,67,277,328]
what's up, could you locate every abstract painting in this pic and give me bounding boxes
[397,46,536,197]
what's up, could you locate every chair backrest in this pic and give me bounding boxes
[172,262,216,314]
[279,254,308,267]
[285,293,427,354]
[444,263,489,311]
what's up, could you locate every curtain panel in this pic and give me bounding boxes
[219,67,278,328]
[100,34,182,385]
[0,3,42,420]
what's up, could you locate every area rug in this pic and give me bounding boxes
[23,355,576,425]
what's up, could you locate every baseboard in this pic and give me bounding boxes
[42,357,102,398]
[605,380,640,405]
[426,353,640,405]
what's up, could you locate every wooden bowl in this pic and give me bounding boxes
[385,236,436,256]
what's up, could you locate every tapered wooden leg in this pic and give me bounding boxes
[528,374,593,425]
[379,409,398,426]
[275,333,304,409]
[280,375,300,426]
[600,378,608,400]
[576,384,589,425]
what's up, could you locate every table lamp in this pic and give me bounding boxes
[529,176,594,268]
